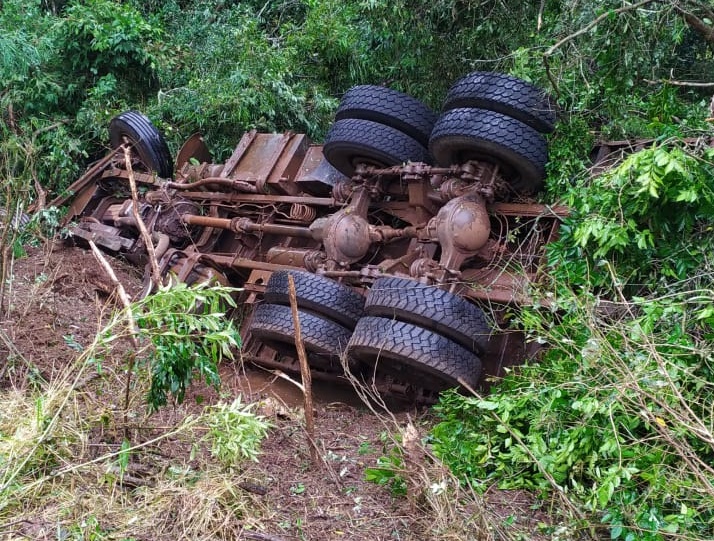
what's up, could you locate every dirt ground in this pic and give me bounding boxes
[0,243,550,541]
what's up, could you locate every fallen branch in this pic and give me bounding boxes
[242,532,290,541]
[30,119,70,139]
[287,274,319,465]
[88,240,139,427]
[123,146,162,287]
[644,78,714,87]
[537,0,546,32]
[675,4,714,45]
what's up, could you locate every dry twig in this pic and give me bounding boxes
[88,240,140,426]
[287,274,318,465]
[644,78,714,87]
[122,147,162,287]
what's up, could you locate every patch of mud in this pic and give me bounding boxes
[0,243,144,387]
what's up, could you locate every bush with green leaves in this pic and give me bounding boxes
[58,0,164,102]
[364,431,407,497]
[203,396,271,466]
[124,281,241,412]
[548,141,714,294]
[432,282,714,539]
[147,0,340,157]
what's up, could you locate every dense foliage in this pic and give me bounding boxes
[2,0,714,538]
[431,142,714,539]
[2,0,713,198]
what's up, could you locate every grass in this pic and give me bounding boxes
[0,347,269,539]
[0,245,267,539]
[430,275,714,540]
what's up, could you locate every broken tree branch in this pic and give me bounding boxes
[644,78,714,87]
[123,147,162,288]
[675,3,714,45]
[543,0,659,97]
[537,0,546,32]
[287,274,318,465]
[88,240,139,428]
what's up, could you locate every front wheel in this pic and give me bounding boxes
[109,110,173,178]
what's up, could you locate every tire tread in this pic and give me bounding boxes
[348,316,481,390]
[444,71,556,133]
[336,85,437,146]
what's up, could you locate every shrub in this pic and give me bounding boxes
[431,140,714,539]
[203,396,271,466]
[125,281,241,412]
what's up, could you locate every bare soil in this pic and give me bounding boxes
[0,243,549,541]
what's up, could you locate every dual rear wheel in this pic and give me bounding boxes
[324,72,554,194]
[248,271,488,393]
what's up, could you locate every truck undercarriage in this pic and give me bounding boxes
[52,72,570,402]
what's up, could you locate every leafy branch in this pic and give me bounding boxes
[542,0,660,98]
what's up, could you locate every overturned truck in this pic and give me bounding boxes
[55,72,568,402]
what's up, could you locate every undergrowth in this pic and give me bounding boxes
[124,281,242,412]
[0,281,265,538]
[431,138,714,540]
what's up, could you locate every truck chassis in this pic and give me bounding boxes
[54,72,568,402]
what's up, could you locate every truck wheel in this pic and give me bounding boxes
[335,85,437,147]
[347,316,481,391]
[109,110,173,178]
[428,108,547,193]
[365,276,490,353]
[324,118,430,178]
[249,303,352,361]
[263,270,364,329]
[0,208,31,231]
[443,71,556,133]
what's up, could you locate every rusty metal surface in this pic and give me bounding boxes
[176,133,212,171]
[50,149,121,219]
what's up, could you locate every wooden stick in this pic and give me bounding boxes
[88,240,139,427]
[287,274,318,464]
[123,147,162,288]
[242,532,290,541]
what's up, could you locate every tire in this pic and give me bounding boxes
[109,110,173,178]
[443,71,556,133]
[323,118,430,178]
[335,85,437,147]
[249,303,352,361]
[364,276,490,353]
[429,108,548,193]
[347,316,481,391]
[0,208,31,231]
[264,270,364,329]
